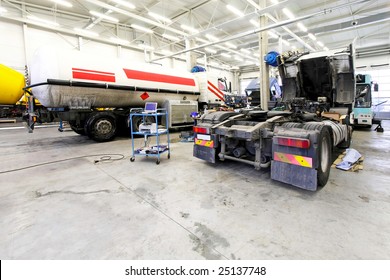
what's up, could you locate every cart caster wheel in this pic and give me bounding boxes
[156,159,160,165]
[168,154,170,159]
[130,157,135,162]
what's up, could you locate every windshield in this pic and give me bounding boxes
[355,84,372,108]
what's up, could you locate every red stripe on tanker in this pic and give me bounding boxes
[29,46,200,108]
[123,69,196,86]
[72,68,116,82]
[207,81,225,101]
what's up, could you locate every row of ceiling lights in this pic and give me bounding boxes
[1,0,330,66]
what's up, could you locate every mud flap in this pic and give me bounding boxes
[193,145,216,163]
[271,160,318,191]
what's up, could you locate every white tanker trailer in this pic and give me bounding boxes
[23,46,229,141]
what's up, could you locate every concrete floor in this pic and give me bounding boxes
[0,121,389,260]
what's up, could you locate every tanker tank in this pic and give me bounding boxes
[29,46,200,109]
[0,64,25,105]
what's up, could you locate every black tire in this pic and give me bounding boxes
[317,128,332,187]
[156,159,160,165]
[69,121,86,135]
[282,122,304,129]
[84,112,117,142]
[337,125,352,149]
[130,157,135,162]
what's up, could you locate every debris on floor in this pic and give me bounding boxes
[179,131,194,142]
[332,148,364,172]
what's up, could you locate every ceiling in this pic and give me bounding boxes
[1,0,389,70]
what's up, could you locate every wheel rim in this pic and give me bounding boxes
[320,136,330,173]
[94,119,113,135]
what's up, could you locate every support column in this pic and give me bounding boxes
[259,0,269,110]
[185,38,197,72]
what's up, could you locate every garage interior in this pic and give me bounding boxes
[0,0,390,260]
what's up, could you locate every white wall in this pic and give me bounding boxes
[0,20,233,84]
[0,21,25,70]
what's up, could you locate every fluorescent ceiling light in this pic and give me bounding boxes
[110,37,129,44]
[225,42,237,49]
[138,44,154,50]
[308,33,316,41]
[196,37,209,44]
[50,0,73,7]
[270,0,279,4]
[205,47,217,54]
[161,50,172,55]
[226,4,244,17]
[89,11,119,23]
[268,31,278,39]
[317,41,324,47]
[205,34,218,41]
[297,22,307,32]
[0,7,7,13]
[180,24,198,34]
[27,15,60,26]
[221,53,231,58]
[235,56,243,62]
[162,33,179,41]
[282,39,290,46]
[148,12,172,23]
[323,47,329,51]
[250,19,260,28]
[131,24,153,34]
[74,28,99,37]
[241,48,251,54]
[282,8,295,19]
[111,0,135,9]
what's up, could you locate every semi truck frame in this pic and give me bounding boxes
[193,47,356,191]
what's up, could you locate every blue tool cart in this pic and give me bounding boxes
[129,108,170,164]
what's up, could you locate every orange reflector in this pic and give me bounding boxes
[274,152,313,168]
[195,138,214,148]
[274,136,310,149]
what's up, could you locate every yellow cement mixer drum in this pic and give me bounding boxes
[0,64,25,105]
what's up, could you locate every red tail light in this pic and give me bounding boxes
[274,136,310,149]
[193,126,209,134]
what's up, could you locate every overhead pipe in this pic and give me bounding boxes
[150,0,371,62]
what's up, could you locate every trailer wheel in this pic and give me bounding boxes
[69,121,86,135]
[84,112,117,142]
[317,128,332,187]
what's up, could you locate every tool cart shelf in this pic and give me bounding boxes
[129,108,170,165]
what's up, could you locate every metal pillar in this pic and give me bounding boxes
[259,0,269,110]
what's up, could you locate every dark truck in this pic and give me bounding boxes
[193,47,355,191]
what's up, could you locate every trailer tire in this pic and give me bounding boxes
[317,128,332,187]
[69,121,86,135]
[84,112,117,142]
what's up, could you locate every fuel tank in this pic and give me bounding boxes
[0,64,25,105]
[29,46,200,108]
